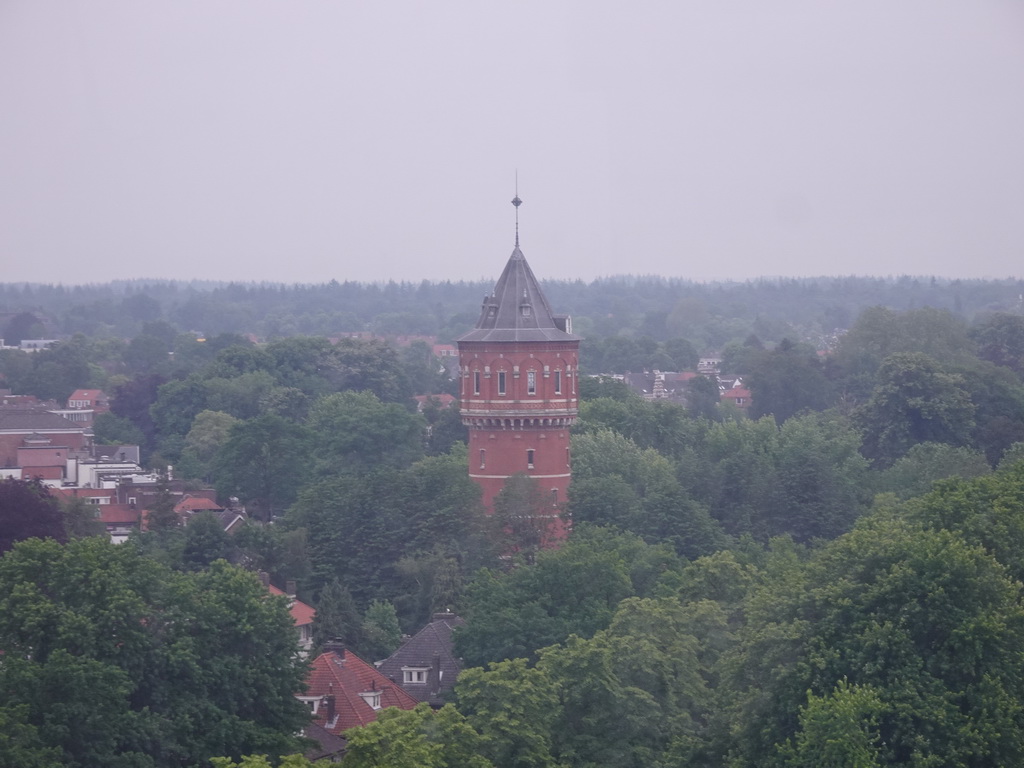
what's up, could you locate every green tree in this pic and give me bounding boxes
[0,538,310,767]
[835,306,975,394]
[305,391,425,476]
[747,338,834,424]
[455,527,681,667]
[181,511,234,570]
[455,659,561,768]
[570,429,724,558]
[360,600,402,661]
[686,374,722,421]
[972,312,1024,376]
[342,703,493,768]
[856,352,976,467]
[61,495,105,540]
[491,473,557,562]
[538,597,709,768]
[876,442,990,500]
[91,412,146,446]
[214,414,312,522]
[0,478,67,554]
[311,579,363,652]
[720,513,1024,767]
[778,680,885,768]
[177,409,240,481]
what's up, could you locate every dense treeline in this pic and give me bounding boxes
[2,275,1023,348]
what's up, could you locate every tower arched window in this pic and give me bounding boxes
[527,370,537,395]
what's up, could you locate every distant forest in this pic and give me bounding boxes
[2,275,1022,355]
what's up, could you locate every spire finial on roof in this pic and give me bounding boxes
[512,172,522,248]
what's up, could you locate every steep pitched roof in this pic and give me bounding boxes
[457,246,579,344]
[304,648,419,735]
[376,612,464,707]
[267,584,316,627]
[174,495,224,514]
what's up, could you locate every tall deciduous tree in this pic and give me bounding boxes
[0,478,66,554]
[856,352,975,467]
[342,704,493,768]
[214,413,312,522]
[305,391,425,476]
[747,338,834,424]
[0,538,309,767]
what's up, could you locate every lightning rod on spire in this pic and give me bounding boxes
[512,172,522,248]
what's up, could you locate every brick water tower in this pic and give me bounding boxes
[457,196,580,540]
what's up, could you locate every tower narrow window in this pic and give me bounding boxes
[551,489,558,505]
[498,371,507,395]
[527,449,535,469]
[527,370,537,395]
[473,371,481,395]
[554,370,562,394]
[566,447,570,466]
[479,449,485,469]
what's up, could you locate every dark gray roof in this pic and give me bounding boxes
[0,408,83,431]
[377,613,464,707]
[457,247,579,344]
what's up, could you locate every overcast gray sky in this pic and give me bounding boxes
[2,1,1022,285]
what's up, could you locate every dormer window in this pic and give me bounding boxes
[358,690,382,710]
[521,304,531,317]
[402,666,429,684]
[297,696,322,715]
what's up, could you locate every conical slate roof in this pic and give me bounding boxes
[457,246,579,343]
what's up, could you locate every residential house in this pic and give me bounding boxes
[265,577,316,656]
[720,382,752,412]
[298,645,419,740]
[376,611,465,707]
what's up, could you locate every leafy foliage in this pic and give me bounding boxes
[0,478,67,554]
[0,538,310,767]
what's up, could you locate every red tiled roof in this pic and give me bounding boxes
[268,585,316,627]
[68,389,104,402]
[174,495,224,513]
[305,649,419,734]
[413,394,456,410]
[98,505,142,525]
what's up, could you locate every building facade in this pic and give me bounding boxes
[456,228,580,540]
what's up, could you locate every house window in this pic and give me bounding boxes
[402,667,429,684]
[498,371,507,395]
[527,449,535,469]
[297,696,321,715]
[473,371,480,395]
[479,449,486,469]
[554,370,562,394]
[358,690,382,710]
[527,370,536,395]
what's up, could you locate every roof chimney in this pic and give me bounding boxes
[323,638,346,658]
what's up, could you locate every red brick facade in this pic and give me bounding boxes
[459,340,579,511]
